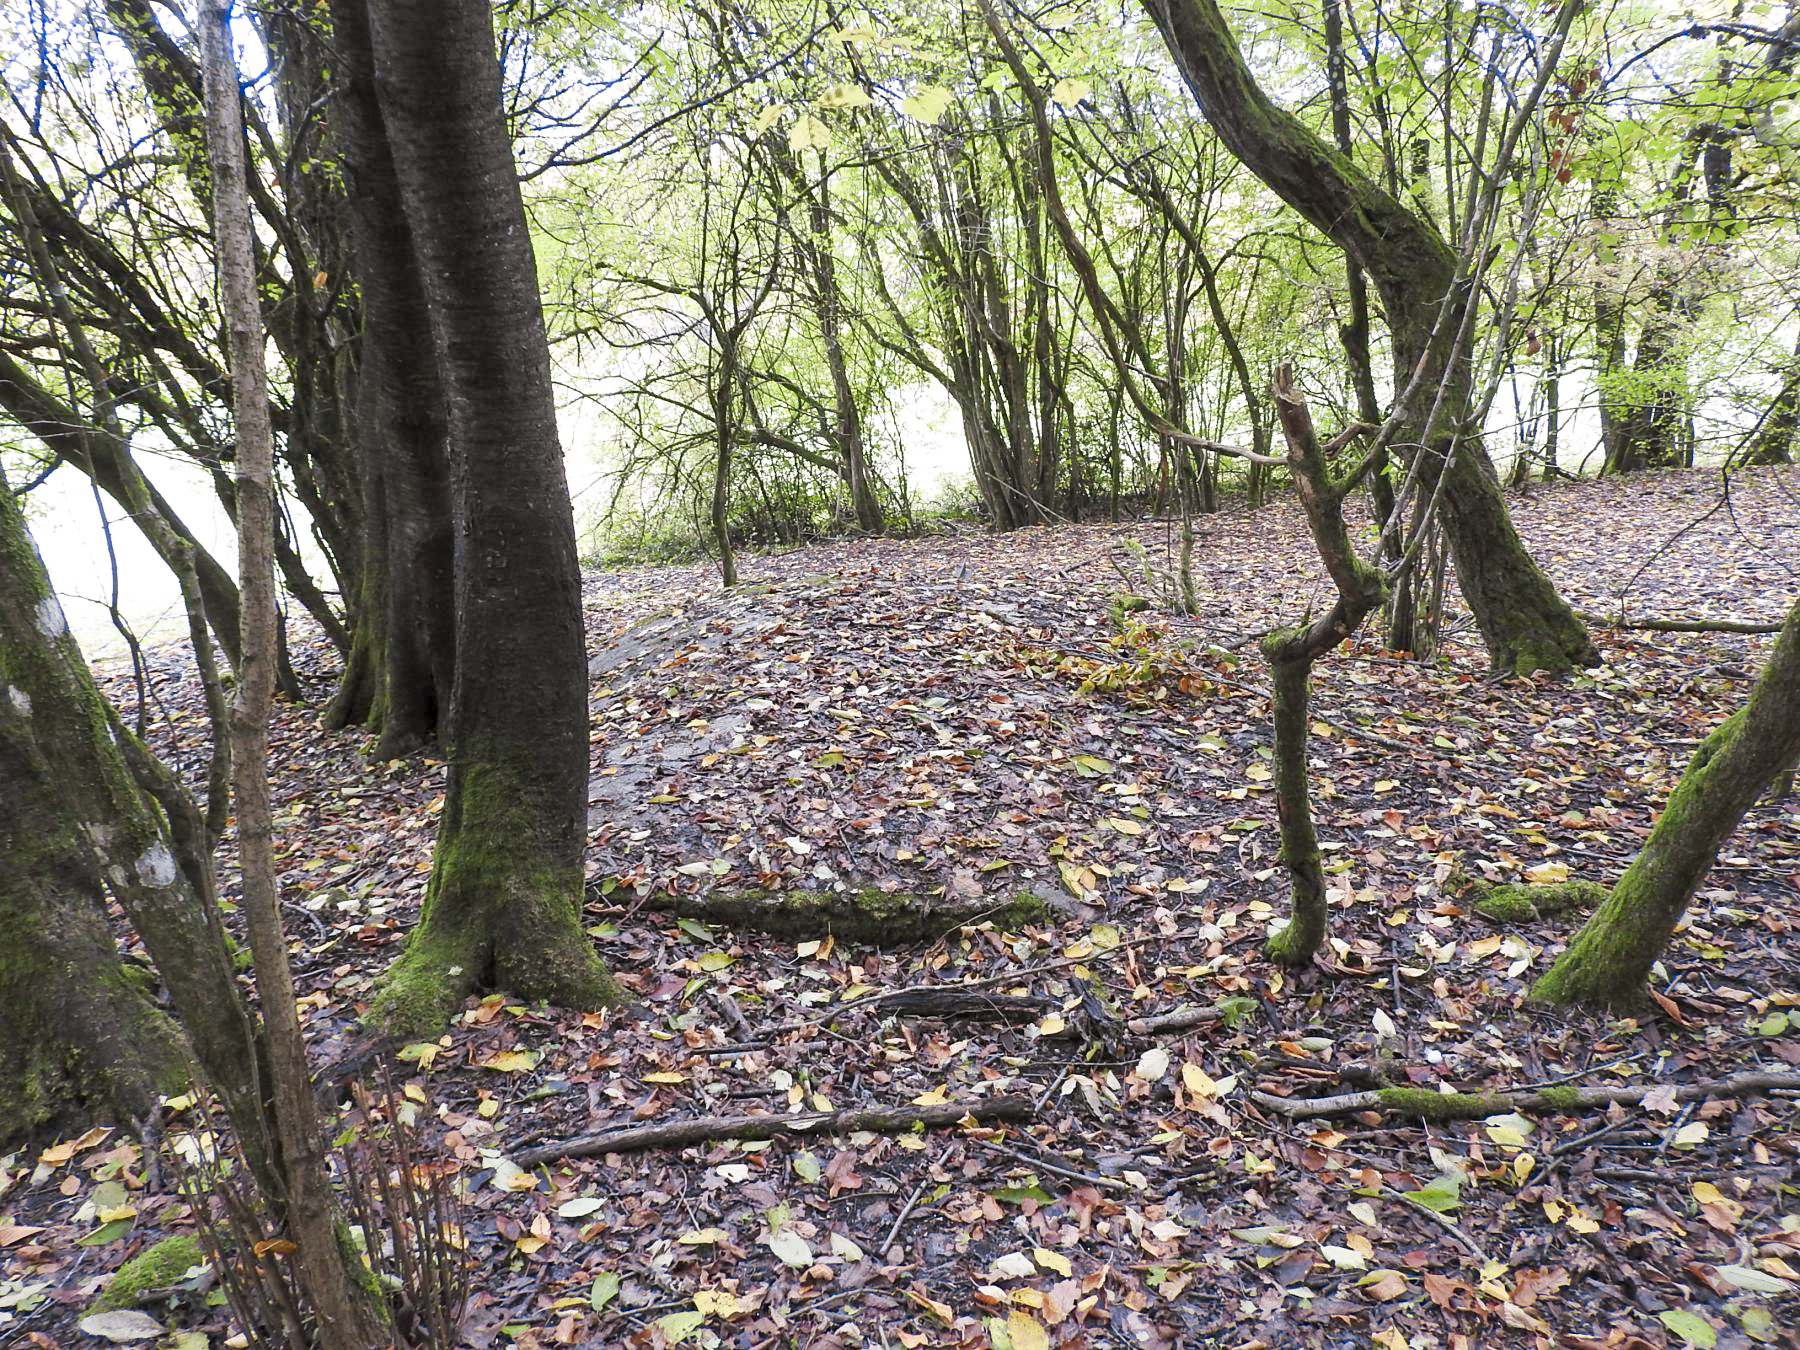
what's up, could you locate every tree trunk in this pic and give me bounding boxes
[0,484,188,1139]
[1531,597,1800,1009]
[0,464,277,1175]
[1258,369,1387,964]
[201,5,390,1342]
[360,0,621,1034]
[321,0,455,757]
[1142,0,1596,674]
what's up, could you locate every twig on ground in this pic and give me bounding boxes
[513,1094,1034,1167]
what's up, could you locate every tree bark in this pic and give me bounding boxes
[1141,0,1596,673]
[321,0,455,757]
[1531,596,1800,1009]
[200,5,389,1343]
[359,0,621,1034]
[0,465,275,1176]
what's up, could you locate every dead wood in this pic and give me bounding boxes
[512,1094,1034,1167]
[1250,1070,1800,1121]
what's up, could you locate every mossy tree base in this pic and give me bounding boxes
[369,874,622,1037]
[655,885,1046,944]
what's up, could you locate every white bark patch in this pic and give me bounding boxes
[34,593,67,638]
[5,685,28,716]
[108,865,129,888]
[134,842,178,888]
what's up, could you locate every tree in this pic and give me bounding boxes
[321,0,455,755]
[0,460,284,1177]
[1532,595,1800,1009]
[1141,0,1600,674]
[199,2,389,1339]
[353,0,622,1033]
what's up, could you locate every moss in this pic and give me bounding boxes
[1375,1087,1510,1121]
[1462,877,1609,925]
[1536,1085,1582,1113]
[89,1235,205,1313]
[367,754,623,1037]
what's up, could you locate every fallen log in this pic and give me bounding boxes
[512,1094,1034,1167]
[1251,1070,1800,1121]
[1580,611,1785,635]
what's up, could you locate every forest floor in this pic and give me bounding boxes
[6,465,1800,1350]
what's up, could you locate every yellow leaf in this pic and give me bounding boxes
[694,1289,743,1318]
[912,1085,948,1106]
[1182,1063,1218,1098]
[1565,1210,1600,1234]
[1691,1181,1741,1214]
[96,1204,137,1223]
[901,85,954,123]
[815,83,873,111]
[644,1072,687,1085]
[1034,1247,1071,1276]
[788,114,831,152]
[906,1287,955,1325]
[1048,77,1090,108]
[1672,1121,1709,1149]
[515,1235,547,1255]
[1524,861,1570,885]
[750,104,788,135]
[1038,1013,1066,1037]
[1006,1309,1050,1350]
[481,1050,538,1073]
[1104,816,1144,836]
[677,1228,729,1245]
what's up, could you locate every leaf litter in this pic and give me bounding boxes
[2,467,1797,1348]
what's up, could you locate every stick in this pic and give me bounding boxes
[881,1180,929,1258]
[1579,611,1784,635]
[513,1095,1034,1167]
[1124,1003,1235,1036]
[1250,1070,1800,1121]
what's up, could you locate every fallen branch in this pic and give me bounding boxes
[1581,611,1785,635]
[1251,1070,1800,1121]
[512,1094,1033,1167]
[1125,1001,1246,1037]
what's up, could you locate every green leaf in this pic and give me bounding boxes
[990,1184,1055,1205]
[589,1272,620,1311]
[792,1151,823,1183]
[1403,1174,1462,1214]
[656,1310,705,1343]
[78,1219,134,1246]
[1217,996,1258,1028]
[1659,1308,1717,1348]
[1049,77,1091,109]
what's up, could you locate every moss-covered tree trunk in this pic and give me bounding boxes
[1532,597,1800,1009]
[321,0,454,757]
[360,0,620,1033]
[1258,369,1387,964]
[0,466,272,1161]
[1141,0,1596,674]
[0,701,188,1139]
